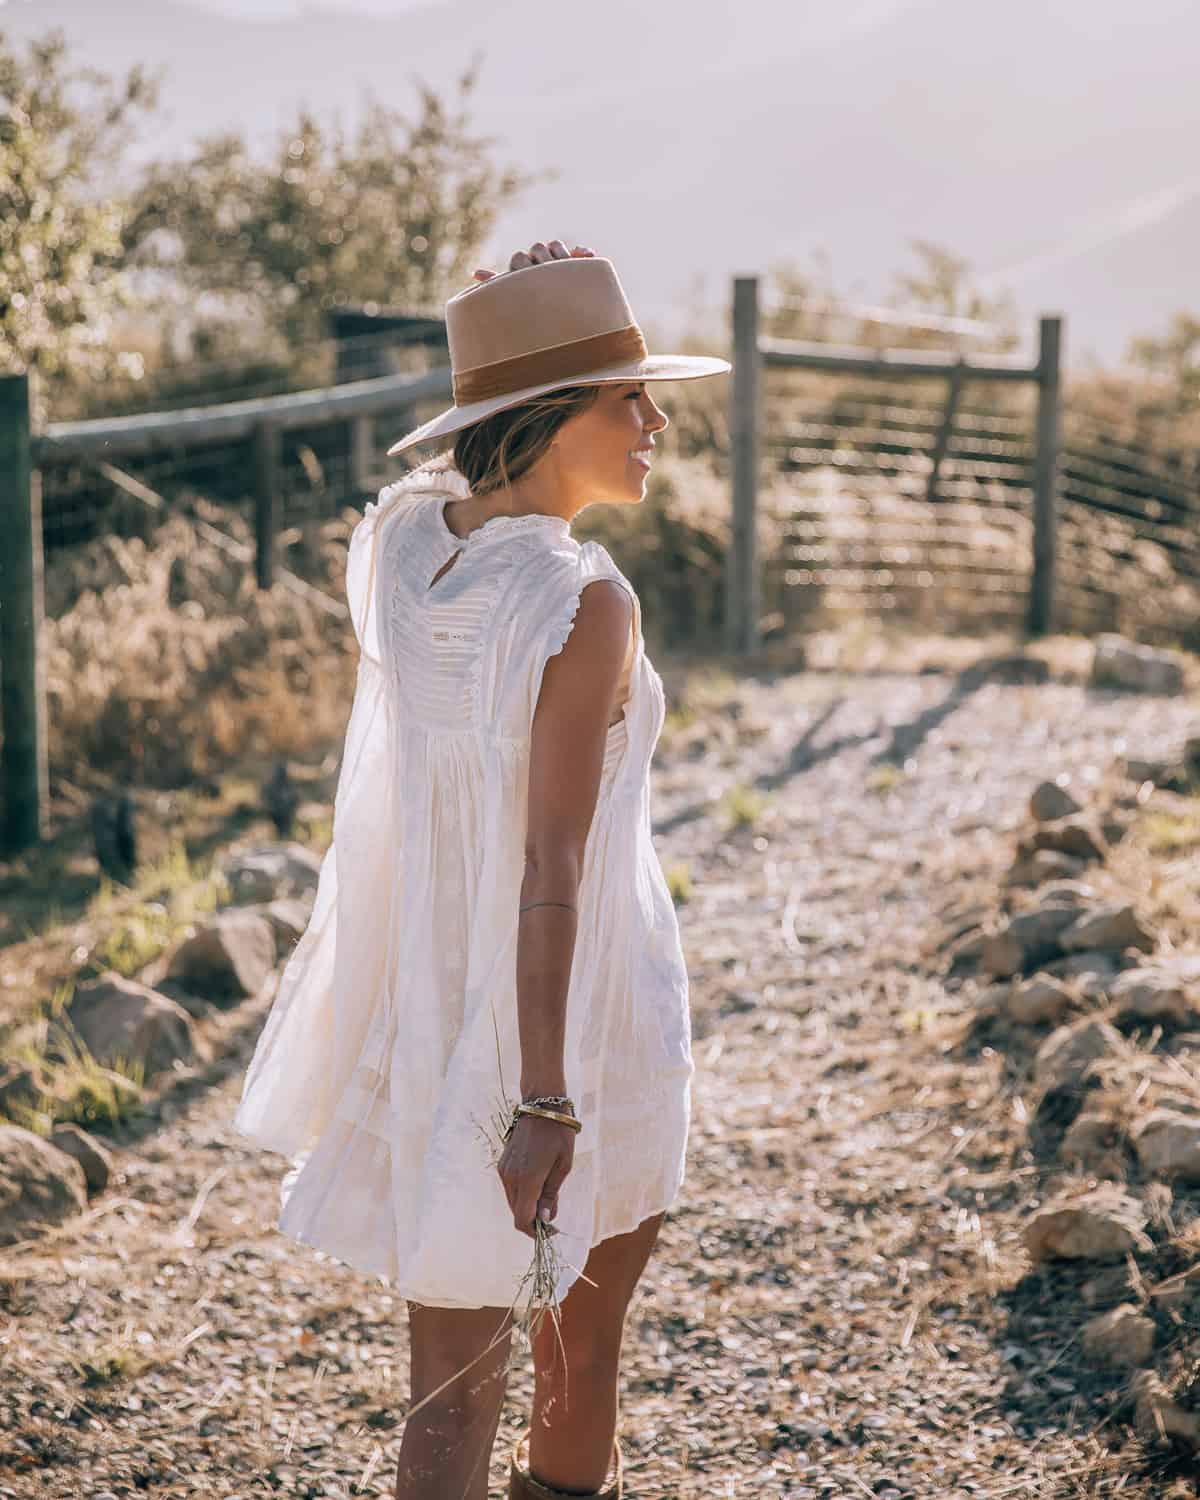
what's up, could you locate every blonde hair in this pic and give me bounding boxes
[453,383,602,497]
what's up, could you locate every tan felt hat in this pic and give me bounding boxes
[385,255,731,456]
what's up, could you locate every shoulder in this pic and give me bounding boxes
[515,538,636,621]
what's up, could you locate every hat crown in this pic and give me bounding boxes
[446,256,640,377]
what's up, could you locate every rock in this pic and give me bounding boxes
[1081,1304,1155,1368]
[1059,904,1155,956]
[222,897,311,964]
[1081,1264,1140,1308]
[1030,780,1082,823]
[0,1063,39,1118]
[1131,1110,1200,1183]
[165,909,276,1006]
[980,929,1025,980]
[1131,1369,1200,1448]
[981,903,1087,978]
[962,653,1050,686]
[1023,816,1108,863]
[1022,1185,1151,1263]
[1035,881,1099,907]
[0,1124,88,1246]
[1043,950,1121,1001]
[153,980,215,1021]
[941,926,988,972]
[1120,755,1189,790]
[1059,1111,1128,1177]
[48,1124,113,1195]
[1005,850,1087,889]
[974,983,1013,1017]
[263,897,311,957]
[1008,975,1076,1027]
[1108,967,1200,1028]
[937,911,985,949]
[65,973,196,1080]
[219,843,322,906]
[1091,634,1186,696]
[1034,1016,1124,1092]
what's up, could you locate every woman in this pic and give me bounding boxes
[234,239,730,1499]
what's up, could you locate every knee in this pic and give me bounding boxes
[534,1323,623,1390]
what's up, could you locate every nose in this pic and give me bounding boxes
[640,393,668,433]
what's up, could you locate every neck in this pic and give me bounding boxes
[471,450,580,525]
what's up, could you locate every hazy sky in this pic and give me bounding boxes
[8,0,1199,364]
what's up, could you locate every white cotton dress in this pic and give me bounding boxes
[233,452,694,1310]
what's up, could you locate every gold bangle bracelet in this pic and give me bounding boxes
[514,1103,583,1133]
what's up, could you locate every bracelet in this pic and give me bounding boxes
[516,1103,583,1133]
[522,1094,574,1111]
[501,1100,583,1142]
[518,901,578,915]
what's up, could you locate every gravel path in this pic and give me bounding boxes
[2,662,1196,1500]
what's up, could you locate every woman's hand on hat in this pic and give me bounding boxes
[471,240,595,284]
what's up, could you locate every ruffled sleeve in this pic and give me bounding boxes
[508,539,641,739]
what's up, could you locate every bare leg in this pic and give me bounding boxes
[527,1210,666,1492]
[394,1302,513,1500]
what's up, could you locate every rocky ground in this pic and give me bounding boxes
[2,648,1199,1499]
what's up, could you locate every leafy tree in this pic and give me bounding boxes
[1128,311,1200,412]
[127,56,546,348]
[888,239,1018,352]
[0,28,158,410]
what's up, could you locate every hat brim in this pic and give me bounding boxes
[384,353,731,457]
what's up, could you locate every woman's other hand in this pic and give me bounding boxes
[471,240,595,284]
[497,1114,576,1238]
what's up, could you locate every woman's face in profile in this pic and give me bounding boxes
[553,381,669,505]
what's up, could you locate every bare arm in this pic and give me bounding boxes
[517,577,632,1093]
[497,577,633,1234]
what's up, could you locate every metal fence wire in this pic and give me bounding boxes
[759,380,1200,647]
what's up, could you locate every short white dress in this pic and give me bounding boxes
[234,452,694,1310]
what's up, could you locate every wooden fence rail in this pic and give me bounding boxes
[2,363,452,853]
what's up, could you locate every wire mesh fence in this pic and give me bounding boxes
[36,334,452,605]
[760,376,1200,647]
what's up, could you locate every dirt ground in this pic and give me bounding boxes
[2,659,1198,1499]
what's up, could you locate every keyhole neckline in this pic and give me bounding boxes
[437,496,572,549]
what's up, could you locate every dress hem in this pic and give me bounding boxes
[272,1162,689,1311]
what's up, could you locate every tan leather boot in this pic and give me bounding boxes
[508,1428,623,1499]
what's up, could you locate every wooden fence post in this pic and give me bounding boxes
[925,358,965,507]
[1029,315,1063,637]
[0,373,48,853]
[728,276,761,655]
[254,419,281,590]
[350,414,374,493]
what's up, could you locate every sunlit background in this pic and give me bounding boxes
[6,0,1200,361]
[5,8,1200,1500]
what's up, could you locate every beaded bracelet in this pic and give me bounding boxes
[522,1094,574,1111]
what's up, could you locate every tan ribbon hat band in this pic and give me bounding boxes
[453,324,648,405]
